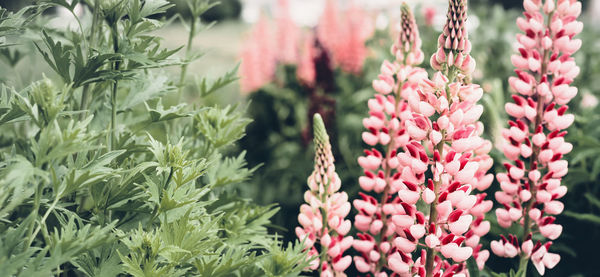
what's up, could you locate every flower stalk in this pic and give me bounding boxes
[296,113,353,277]
[491,0,582,275]
[352,1,493,276]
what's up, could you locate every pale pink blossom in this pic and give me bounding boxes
[493,0,582,275]
[353,2,492,275]
[297,33,317,87]
[297,114,353,275]
[275,0,300,64]
[317,0,373,74]
[239,15,276,93]
[352,4,427,275]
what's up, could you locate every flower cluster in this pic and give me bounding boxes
[275,0,300,64]
[353,1,494,275]
[317,0,373,75]
[492,0,582,275]
[240,0,374,93]
[296,113,353,277]
[351,4,427,274]
[404,0,494,274]
[239,15,277,93]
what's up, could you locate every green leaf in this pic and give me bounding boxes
[584,193,600,209]
[72,243,124,277]
[196,63,239,97]
[34,30,73,84]
[120,72,175,111]
[194,105,252,149]
[563,211,600,225]
[0,155,48,218]
[205,151,256,188]
[145,99,189,123]
[0,85,27,125]
[467,257,481,277]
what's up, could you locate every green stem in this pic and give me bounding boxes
[520,10,553,260]
[79,0,102,115]
[110,24,120,151]
[318,205,328,275]
[426,63,457,277]
[518,256,529,277]
[375,79,406,272]
[425,139,444,277]
[27,182,44,244]
[27,195,60,247]
[177,16,197,101]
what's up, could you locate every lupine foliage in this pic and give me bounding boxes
[0,1,309,276]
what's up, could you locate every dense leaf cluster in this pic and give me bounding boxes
[0,1,308,276]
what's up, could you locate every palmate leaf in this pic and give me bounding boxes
[120,72,175,111]
[30,116,99,167]
[139,0,174,18]
[121,36,182,69]
[72,243,124,277]
[0,155,48,218]
[0,85,27,125]
[192,245,257,277]
[34,30,72,84]
[204,151,257,188]
[258,239,310,277]
[98,161,156,213]
[213,200,279,246]
[0,215,49,277]
[0,5,47,40]
[45,216,117,268]
[118,226,189,277]
[72,45,130,88]
[56,150,124,197]
[158,209,221,262]
[194,104,252,149]
[196,63,240,97]
[145,99,189,123]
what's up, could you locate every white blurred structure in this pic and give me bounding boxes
[240,0,449,28]
[49,1,85,30]
[590,0,600,25]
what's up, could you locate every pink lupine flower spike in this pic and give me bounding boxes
[354,1,493,276]
[352,4,428,275]
[492,0,582,275]
[297,113,353,277]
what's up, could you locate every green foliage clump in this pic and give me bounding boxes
[0,0,308,276]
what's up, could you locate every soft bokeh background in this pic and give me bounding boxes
[2,0,600,276]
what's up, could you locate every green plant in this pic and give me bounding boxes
[0,1,308,276]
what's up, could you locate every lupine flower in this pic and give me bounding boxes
[334,2,372,74]
[317,0,340,59]
[275,0,300,64]
[297,113,353,277]
[240,15,277,93]
[581,92,598,109]
[408,0,494,273]
[352,4,429,275]
[491,0,582,275]
[353,0,493,275]
[422,5,437,27]
[297,33,317,87]
[317,0,373,75]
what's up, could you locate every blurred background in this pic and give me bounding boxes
[1,0,600,276]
